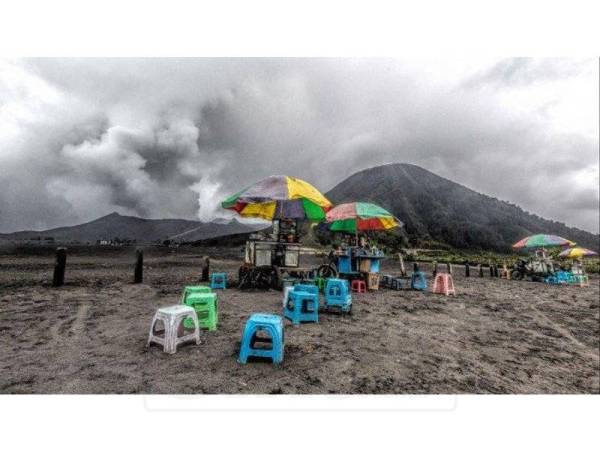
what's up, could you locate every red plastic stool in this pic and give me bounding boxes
[432,273,456,296]
[351,279,366,293]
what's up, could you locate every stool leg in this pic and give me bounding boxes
[147,312,159,348]
[189,312,201,345]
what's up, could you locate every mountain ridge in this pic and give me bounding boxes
[0,212,265,244]
[325,163,598,251]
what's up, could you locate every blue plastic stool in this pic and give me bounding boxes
[324,278,352,313]
[411,271,427,290]
[293,284,319,296]
[284,288,319,324]
[238,313,284,365]
[210,272,227,289]
[390,277,403,290]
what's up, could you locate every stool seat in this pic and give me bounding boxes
[239,313,284,365]
[147,305,200,354]
[351,279,366,293]
[432,273,456,296]
[182,285,212,301]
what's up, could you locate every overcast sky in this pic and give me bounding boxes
[0,58,598,233]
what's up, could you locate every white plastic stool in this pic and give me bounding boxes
[147,305,200,354]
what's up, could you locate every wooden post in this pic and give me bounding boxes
[489,261,494,277]
[493,265,499,277]
[465,263,470,277]
[201,256,210,282]
[446,262,452,275]
[413,262,419,273]
[134,249,143,284]
[398,253,406,277]
[432,260,438,278]
[52,247,67,287]
[478,264,484,277]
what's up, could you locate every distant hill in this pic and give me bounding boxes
[0,212,265,244]
[326,163,599,252]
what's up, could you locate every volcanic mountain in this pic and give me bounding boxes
[0,212,264,244]
[325,163,599,252]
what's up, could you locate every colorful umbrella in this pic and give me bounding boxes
[558,247,597,258]
[512,234,576,249]
[326,202,401,232]
[221,175,332,221]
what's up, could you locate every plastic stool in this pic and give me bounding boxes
[284,288,319,324]
[390,278,403,290]
[324,278,352,313]
[183,292,218,331]
[238,313,284,365]
[351,279,366,293]
[432,273,456,296]
[411,271,427,291]
[210,272,227,289]
[147,305,200,354]
[315,277,327,292]
[181,285,212,302]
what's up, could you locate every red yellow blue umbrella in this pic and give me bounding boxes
[221,175,332,221]
[326,202,401,232]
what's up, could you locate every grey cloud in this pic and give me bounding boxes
[0,58,598,233]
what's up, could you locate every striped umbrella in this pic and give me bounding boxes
[221,175,332,221]
[512,234,575,249]
[558,247,597,258]
[326,202,401,233]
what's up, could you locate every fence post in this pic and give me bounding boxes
[478,264,484,277]
[413,262,419,273]
[465,263,470,277]
[201,256,210,282]
[489,261,494,277]
[52,247,67,287]
[432,260,438,278]
[446,262,452,275]
[134,249,143,284]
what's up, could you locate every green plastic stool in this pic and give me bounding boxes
[315,277,326,292]
[181,285,212,303]
[183,292,218,331]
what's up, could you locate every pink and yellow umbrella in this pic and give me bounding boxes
[558,247,597,259]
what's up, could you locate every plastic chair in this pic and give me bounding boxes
[238,313,284,365]
[147,305,200,354]
[323,278,352,313]
[411,271,427,291]
[432,273,456,296]
[210,273,227,289]
[182,292,218,331]
[351,279,366,293]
